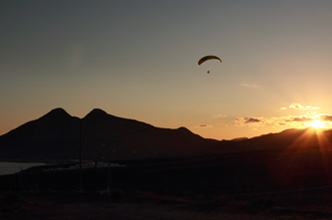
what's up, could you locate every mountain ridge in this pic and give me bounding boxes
[1,108,332,161]
[0,108,219,161]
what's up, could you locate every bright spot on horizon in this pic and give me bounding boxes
[308,119,326,129]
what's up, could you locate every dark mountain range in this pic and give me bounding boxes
[0,108,220,161]
[1,108,332,162]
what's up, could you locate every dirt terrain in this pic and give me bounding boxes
[2,146,332,219]
[2,189,332,220]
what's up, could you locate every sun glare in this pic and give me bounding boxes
[309,119,326,129]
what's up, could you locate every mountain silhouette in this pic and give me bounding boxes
[0,108,219,161]
[1,108,332,162]
[0,108,81,160]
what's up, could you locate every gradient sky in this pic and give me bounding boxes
[2,0,332,140]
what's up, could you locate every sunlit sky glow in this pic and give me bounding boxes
[2,0,332,140]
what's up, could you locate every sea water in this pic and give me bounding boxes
[0,162,45,175]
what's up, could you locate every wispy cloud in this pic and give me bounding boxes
[285,116,313,122]
[235,117,264,127]
[318,114,332,121]
[288,103,319,111]
[245,117,262,123]
[234,102,331,130]
[211,114,227,119]
[195,124,213,129]
[234,115,320,127]
[235,113,332,129]
[241,83,259,89]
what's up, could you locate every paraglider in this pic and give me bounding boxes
[198,55,222,74]
[198,55,222,65]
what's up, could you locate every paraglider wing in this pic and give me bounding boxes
[198,55,222,65]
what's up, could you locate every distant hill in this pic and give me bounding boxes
[0,108,220,161]
[1,108,332,162]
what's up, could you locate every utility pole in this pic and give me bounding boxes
[79,121,82,191]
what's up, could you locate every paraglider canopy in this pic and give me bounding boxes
[198,55,222,65]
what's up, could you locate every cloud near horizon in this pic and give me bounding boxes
[318,114,332,122]
[285,116,313,122]
[235,117,264,127]
[195,124,213,129]
[235,113,332,128]
[281,103,319,111]
[245,118,262,123]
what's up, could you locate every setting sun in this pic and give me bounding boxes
[309,120,326,129]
